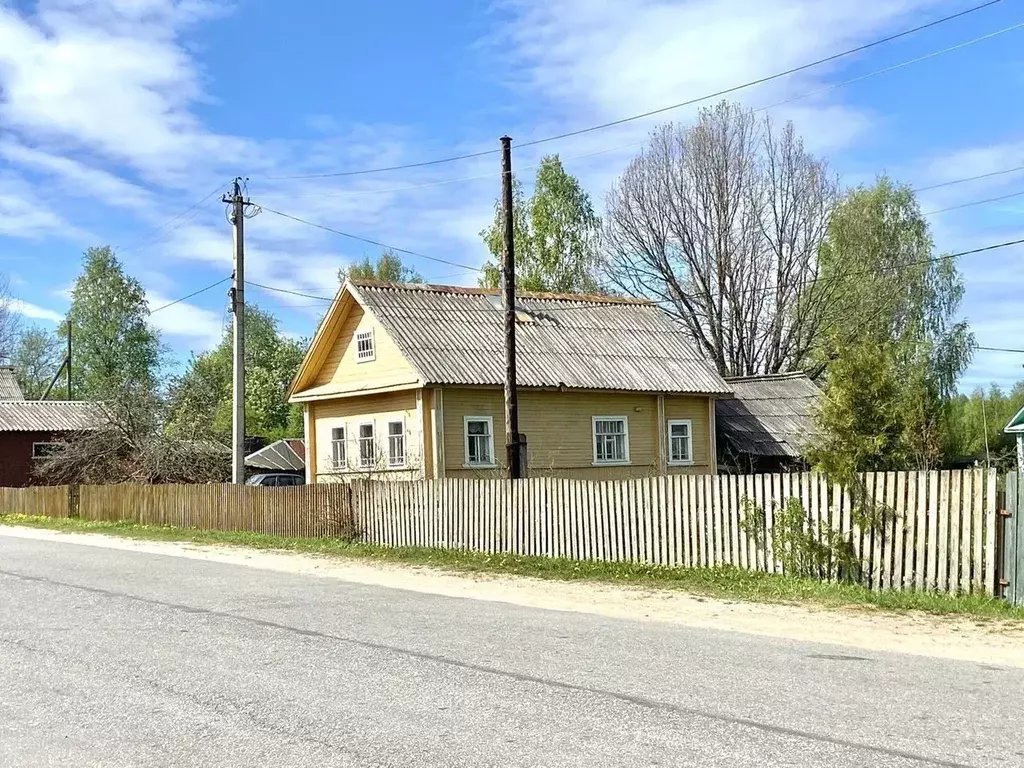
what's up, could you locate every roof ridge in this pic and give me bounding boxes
[349,278,653,305]
[724,372,812,383]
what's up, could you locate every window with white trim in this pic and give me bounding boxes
[358,423,375,468]
[388,420,406,467]
[330,427,346,470]
[32,442,60,459]
[593,417,629,464]
[464,416,495,467]
[355,329,375,362]
[667,419,693,464]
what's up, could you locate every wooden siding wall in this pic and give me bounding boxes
[0,485,70,517]
[441,388,713,479]
[312,390,423,481]
[350,469,999,596]
[308,302,419,394]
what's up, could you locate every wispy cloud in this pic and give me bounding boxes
[10,299,64,324]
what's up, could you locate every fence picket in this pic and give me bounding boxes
[984,470,997,596]
[948,471,962,594]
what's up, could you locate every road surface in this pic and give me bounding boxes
[0,531,1020,767]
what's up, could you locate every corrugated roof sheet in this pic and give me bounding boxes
[0,401,105,432]
[0,366,24,400]
[351,282,731,395]
[716,373,821,458]
[246,439,305,471]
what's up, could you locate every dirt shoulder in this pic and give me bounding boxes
[4,524,1023,667]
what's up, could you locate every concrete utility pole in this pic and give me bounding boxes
[500,136,523,480]
[66,319,72,400]
[224,178,247,484]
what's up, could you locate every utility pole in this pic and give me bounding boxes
[500,136,523,479]
[66,319,72,400]
[224,178,248,484]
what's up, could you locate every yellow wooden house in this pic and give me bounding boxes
[288,280,731,482]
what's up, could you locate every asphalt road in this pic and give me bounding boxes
[1,533,1021,768]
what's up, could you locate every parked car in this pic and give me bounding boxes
[245,473,305,487]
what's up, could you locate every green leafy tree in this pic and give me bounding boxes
[809,178,974,479]
[67,247,162,400]
[480,155,601,293]
[943,383,1023,467]
[13,326,65,399]
[338,250,423,284]
[166,304,305,442]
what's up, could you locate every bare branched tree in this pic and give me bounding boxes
[0,272,22,364]
[35,387,230,485]
[603,102,839,376]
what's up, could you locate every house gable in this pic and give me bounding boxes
[289,283,423,402]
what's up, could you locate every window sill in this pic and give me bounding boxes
[668,460,694,467]
[463,463,498,469]
[592,460,632,467]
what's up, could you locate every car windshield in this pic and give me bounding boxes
[244,475,265,486]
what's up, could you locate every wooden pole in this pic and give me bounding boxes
[500,136,522,479]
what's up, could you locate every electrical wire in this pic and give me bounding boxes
[150,277,231,315]
[256,205,481,272]
[913,164,1024,193]
[265,0,1003,180]
[976,345,1024,353]
[118,182,230,255]
[922,188,1024,215]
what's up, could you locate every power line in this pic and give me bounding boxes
[913,164,1024,193]
[922,188,1024,215]
[118,182,230,255]
[150,277,231,315]
[242,237,1024,311]
[257,205,482,272]
[264,0,1002,180]
[977,345,1024,353]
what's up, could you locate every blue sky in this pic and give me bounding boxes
[1,0,1023,391]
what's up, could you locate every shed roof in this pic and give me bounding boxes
[1005,404,1024,434]
[715,373,821,458]
[0,400,105,432]
[341,281,730,395]
[0,366,24,400]
[246,439,305,471]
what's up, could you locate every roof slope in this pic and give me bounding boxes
[716,373,821,458]
[246,439,305,471]
[1005,404,1024,433]
[0,401,105,432]
[0,366,24,400]
[350,281,730,395]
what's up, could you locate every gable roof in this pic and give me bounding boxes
[0,400,106,432]
[291,280,730,396]
[1005,404,1024,434]
[715,372,821,458]
[0,366,24,400]
[246,439,305,471]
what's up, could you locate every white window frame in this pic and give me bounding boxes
[357,421,376,468]
[355,329,375,362]
[592,416,630,465]
[463,415,496,468]
[330,426,347,471]
[31,442,60,459]
[387,419,406,468]
[667,419,694,466]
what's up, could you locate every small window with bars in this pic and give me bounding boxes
[355,329,375,362]
[358,423,375,468]
[593,417,629,464]
[331,427,346,470]
[388,421,406,467]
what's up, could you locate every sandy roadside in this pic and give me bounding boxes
[3,524,1022,667]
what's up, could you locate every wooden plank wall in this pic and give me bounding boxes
[351,469,1000,596]
[0,485,70,518]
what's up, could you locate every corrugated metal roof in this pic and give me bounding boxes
[716,373,821,458]
[0,400,105,432]
[0,367,24,400]
[246,439,305,471]
[351,282,731,395]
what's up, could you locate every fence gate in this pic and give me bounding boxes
[1004,473,1024,606]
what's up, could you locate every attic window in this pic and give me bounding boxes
[485,293,535,323]
[355,329,375,362]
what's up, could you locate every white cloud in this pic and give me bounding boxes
[146,290,224,351]
[10,299,64,323]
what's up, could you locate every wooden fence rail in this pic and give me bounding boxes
[0,469,1001,596]
[350,469,1000,596]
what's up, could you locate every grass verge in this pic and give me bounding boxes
[3,513,1022,621]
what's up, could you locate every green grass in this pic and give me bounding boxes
[3,512,1022,621]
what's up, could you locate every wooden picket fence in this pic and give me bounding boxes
[0,469,1001,595]
[351,469,1000,595]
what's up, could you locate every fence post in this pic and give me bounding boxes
[67,484,79,519]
